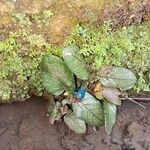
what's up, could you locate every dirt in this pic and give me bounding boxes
[0,96,150,150]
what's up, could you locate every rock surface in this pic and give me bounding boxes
[0,0,150,44]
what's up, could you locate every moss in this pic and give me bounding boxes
[0,30,61,103]
[0,14,149,103]
[64,21,150,92]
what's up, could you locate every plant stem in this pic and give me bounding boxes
[121,97,150,101]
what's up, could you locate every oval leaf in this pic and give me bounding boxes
[103,101,117,135]
[102,87,121,105]
[72,92,104,127]
[100,67,137,90]
[41,71,64,95]
[41,54,75,95]
[63,45,91,80]
[64,112,86,134]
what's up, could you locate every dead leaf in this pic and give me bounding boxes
[102,87,121,105]
[98,65,113,77]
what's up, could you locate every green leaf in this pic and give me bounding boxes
[101,87,121,105]
[63,45,91,80]
[41,72,64,95]
[72,92,104,127]
[64,112,86,134]
[103,101,117,135]
[41,54,75,95]
[100,67,137,90]
[47,101,62,124]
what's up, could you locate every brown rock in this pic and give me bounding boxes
[0,1,14,26]
[15,0,53,14]
[47,15,77,45]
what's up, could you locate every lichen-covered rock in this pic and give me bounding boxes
[0,0,149,102]
[47,15,77,44]
[1,0,150,44]
[0,1,14,26]
[15,0,53,14]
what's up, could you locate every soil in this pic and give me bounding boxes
[0,96,150,150]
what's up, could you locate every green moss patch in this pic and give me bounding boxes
[65,21,150,92]
[0,21,149,103]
